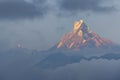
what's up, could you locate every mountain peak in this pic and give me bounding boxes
[73,20,83,31]
[56,20,113,50]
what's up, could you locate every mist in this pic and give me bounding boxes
[1,56,120,80]
[0,0,120,80]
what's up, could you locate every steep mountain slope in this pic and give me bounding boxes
[56,20,113,50]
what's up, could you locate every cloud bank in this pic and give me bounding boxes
[25,59,120,80]
[58,0,115,13]
[0,0,48,19]
[0,0,116,19]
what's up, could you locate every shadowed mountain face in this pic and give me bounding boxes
[56,20,113,50]
[36,52,120,69]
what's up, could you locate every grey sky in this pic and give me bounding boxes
[0,0,120,50]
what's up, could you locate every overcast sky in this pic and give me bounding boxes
[0,0,120,50]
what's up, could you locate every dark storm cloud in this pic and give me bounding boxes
[0,0,116,19]
[0,0,48,19]
[58,0,115,13]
